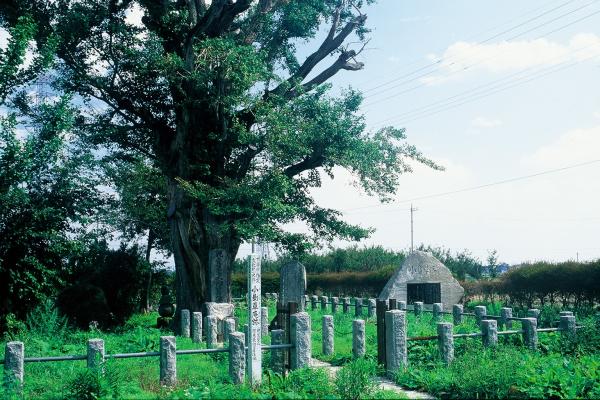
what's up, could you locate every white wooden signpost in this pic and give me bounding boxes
[247,253,262,384]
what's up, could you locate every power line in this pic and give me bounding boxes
[358,0,577,94]
[368,40,599,125]
[362,0,600,107]
[372,52,600,128]
[343,158,600,211]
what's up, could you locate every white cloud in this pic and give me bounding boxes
[523,124,600,169]
[423,33,600,85]
[471,116,502,129]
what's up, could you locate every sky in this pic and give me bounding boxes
[2,1,599,265]
[243,0,600,264]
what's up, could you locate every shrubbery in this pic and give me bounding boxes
[57,241,171,329]
[464,260,600,308]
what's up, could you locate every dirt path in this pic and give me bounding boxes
[310,358,434,399]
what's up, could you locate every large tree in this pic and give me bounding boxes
[1,0,437,312]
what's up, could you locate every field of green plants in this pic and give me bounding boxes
[1,300,599,399]
[305,302,600,399]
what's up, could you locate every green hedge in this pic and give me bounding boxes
[463,260,600,308]
[231,266,396,297]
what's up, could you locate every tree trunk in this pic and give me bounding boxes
[167,180,240,326]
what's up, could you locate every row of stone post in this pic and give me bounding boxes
[306,295,382,317]
[178,307,270,345]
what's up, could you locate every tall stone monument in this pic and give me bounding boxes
[278,261,307,311]
[209,249,230,302]
[247,253,262,384]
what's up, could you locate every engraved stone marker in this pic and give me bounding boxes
[279,261,307,311]
[247,253,262,384]
[209,249,230,302]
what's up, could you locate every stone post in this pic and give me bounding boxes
[320,296,328,311]
[355,298,363,317]
[433,303,443,321]
[322,315,334,356]
[522,318,538,350]
[331,297,339,313]
[159,336,176,386]
[342,297,350,314]
[270,329,285,374]
[559,315,576,339]
[261,307,269,336]
[398,301,407,311]
[352,319,366,358]
[205,315,218,349]
[87,339,105,370]
[224,318,236,344]
[180,309,191,338]
[527,309,540,320]
[368,298,376,317]
[500,307,513,329]
[474,305,487,326]
[304,295,309,305]
[481,320,498,347]
[414,301,423,317]
[290,312,311,369]
[229,332,245,384]
[453,304,463,325]
[311,295,318,310]
[437,322,454,365]
[385,310,407,376]
[192,312,203,343]
[3,341,24,391]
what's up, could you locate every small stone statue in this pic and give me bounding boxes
[157,286,175,328]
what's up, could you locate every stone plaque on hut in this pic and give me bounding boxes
[279,261,307,311]
[379,251,464,306]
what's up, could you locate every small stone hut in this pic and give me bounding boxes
[378,250,464,306]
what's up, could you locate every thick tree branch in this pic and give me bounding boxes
[284,153,326,178]
[270,13,366,98]
[293,50,364,97]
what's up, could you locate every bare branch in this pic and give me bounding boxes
[270,13,367,98]
[297,50,364,95]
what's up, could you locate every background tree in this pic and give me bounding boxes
[0,97,104,329]
[104,156,171,311]
[1,0,439,312]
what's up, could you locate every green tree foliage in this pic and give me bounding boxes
[0,97,103,329]
[1,0,438,310]
[417,244,484,280]
[0,14,57,104]
[104,155,171,311]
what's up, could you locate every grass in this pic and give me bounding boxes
[0,301,400,399]
[305,301,600,399]
[1,300,598,399]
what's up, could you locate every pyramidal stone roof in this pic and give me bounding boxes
[378,250,464,305]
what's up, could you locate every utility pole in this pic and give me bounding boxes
[410,204,418,253]
[576,252,579,262]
